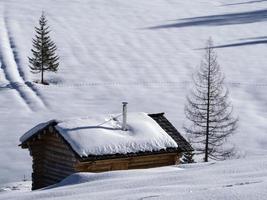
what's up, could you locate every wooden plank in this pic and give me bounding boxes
[43,159,75,169]
[76,158,175,172]
[77,168,111,173]
[43,162,74,175]
[44,149,77,163]
[129,154,177,163]
[79,153,178,164]
[29,139,46,146]
[111,162,128,170]
[30,145,46,151]
[77,161,175,172]
[75,163,112,172]
[44,138,70,148]
[30,147,46,158]
[30,147,46,154]
[43,178,57,185]
[44,151,75,162]
[129,159,175,167]
[42,173,63,182]
[47,143,72,153]
[32,159,43,166]
[75,153,179,172]
[77,154,174,166]
[32,165,44,172]
[43,136,66,146]
[45,145,76,159]
[44,169,68,180]
[128,161,175,169]
[43,158,75,169]
[32,162,44,171]
[48,126,54,133]
[128,159,175,168]
[43,158,74,169]
[75,160,127,171]
[42,178,58,187]
[32,157,45,163]
[32,173,43,180]
[43,164,73,175]
[128,156,175,165]
[41,131,75,156]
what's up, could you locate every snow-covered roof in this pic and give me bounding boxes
[20,112,178,157]
[20,120,57,144]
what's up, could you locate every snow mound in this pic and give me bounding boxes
[50,173,99,188]
[2,156,267,200]
[55,112,178,156]
[50,172,119,189]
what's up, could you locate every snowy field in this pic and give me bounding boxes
[1,156,267,200]
[0,0,267,198]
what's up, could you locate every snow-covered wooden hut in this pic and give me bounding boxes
[20,112,192,190]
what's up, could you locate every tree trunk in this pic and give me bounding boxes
[204,47,211,162]
[41,67,44,84]
[41,27,44,84]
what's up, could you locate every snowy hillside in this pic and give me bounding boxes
[0,0,267,188]
[1,156,267,200]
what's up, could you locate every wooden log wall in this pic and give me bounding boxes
[75,153,180,173]
[29,127,78,190]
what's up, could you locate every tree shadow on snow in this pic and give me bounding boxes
[147,9,267,29]
[222,0,267,6]
[211,36,267,49]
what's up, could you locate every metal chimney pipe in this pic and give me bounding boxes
[122,102,128,131]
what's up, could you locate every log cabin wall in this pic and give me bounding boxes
[75,153,181,173]
[29,128,78,190]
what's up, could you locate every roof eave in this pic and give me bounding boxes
[78,147,182,162]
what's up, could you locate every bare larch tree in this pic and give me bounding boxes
[29,12,59,84]
[184,38,238,162]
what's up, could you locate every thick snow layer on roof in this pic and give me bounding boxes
[19,120,56,143]
[54,112,178,157]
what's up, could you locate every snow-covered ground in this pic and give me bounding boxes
[0,0,267,198]
[0,181,31,193]
[1,156,267,200]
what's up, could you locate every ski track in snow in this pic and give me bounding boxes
[0,16,47,111]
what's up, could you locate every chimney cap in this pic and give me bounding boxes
[122,102,128,105]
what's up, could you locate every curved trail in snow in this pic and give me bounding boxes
[0,17,47,111]
[4,16,50,108]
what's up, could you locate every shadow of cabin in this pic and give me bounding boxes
[19,113,193,190]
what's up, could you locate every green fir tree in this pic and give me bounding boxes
[29,12,59,84]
